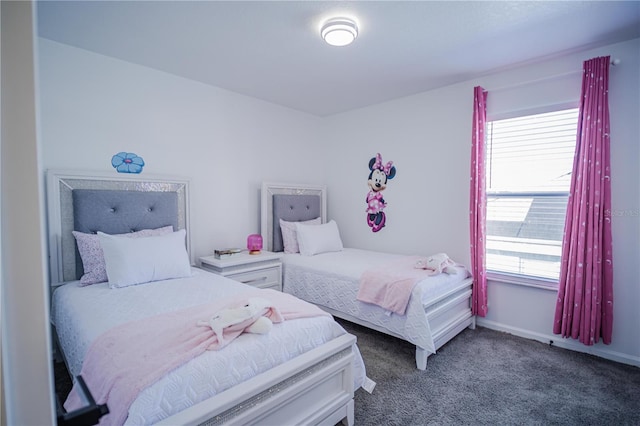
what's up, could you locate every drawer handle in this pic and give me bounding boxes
[243,276,267,285]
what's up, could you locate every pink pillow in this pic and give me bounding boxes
[279,217,321,253]
[72,226,174,285]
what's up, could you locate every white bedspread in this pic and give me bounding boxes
[51,267,366,425]
[282,248,470,354]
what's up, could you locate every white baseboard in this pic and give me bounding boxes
[476,318,640,368]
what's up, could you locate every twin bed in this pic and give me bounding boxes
[48,171,365,426]
[48,171,475,425]
[261,182,476,371]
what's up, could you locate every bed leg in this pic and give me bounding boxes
[415,347,427,370]
[340,399,354,426]
[469,315,477,330]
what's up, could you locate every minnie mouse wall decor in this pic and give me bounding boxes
[366,153,396,232]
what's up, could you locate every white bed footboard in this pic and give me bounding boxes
[412,277,476,370]
[158,334,356,426]
[317,277,474,371]
[426,278,475,349]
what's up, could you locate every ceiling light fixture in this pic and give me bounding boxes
[321,18,358,47]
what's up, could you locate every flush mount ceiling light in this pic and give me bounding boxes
[321,18,358,47]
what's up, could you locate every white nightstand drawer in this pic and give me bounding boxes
[228,266,280,290]
[199,251,283,291]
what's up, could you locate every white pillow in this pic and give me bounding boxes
[295,220,344,256]
[72,226,174,286]
[98,229,191,288]
[279,217,321,253]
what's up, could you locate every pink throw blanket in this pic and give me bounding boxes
[357,256,432,315]
[64,289,331,426]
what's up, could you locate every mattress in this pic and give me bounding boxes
[282,248,471,354]
[51,267,366,425]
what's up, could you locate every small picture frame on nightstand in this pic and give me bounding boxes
[213,248,242,259]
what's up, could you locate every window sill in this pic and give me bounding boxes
[486,271,558,291]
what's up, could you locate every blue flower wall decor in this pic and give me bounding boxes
[111,152,145,174]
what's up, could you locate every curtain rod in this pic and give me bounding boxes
[486,58,620,94]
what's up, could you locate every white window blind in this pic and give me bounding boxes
[486,108,579,281]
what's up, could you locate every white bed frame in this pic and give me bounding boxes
[261,181,476,370]
[47,170,358,426]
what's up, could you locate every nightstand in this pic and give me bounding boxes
[199,251,283,291]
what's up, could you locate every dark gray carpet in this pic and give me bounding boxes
[54,360,72,406]
[54,321,639,426]
[338,319,640,426]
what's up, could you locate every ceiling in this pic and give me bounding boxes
[36,1,640,117]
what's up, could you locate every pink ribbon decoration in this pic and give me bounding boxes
[373,153,394,176]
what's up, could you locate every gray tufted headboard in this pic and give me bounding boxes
[47,170,191,285]
[260,182,327,252]
[272,194,322,252]
[71,189,180,279]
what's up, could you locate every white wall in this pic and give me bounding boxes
[38,39,325,260]
[1,1,55,424]
[321,38,640,366]
[321,81,473,264]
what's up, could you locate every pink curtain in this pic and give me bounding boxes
[553,56,614,345]
[470,86,488,317]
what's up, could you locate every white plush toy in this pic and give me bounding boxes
[197,297,276,344]
[415,253,458,276]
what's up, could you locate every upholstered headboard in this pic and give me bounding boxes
[47,170,191,285]
[72,189,179,235]
[260,182,326,252]
[271,194,322,252]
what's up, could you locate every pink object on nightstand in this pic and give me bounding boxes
[247,234,263,255]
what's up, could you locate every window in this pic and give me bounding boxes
[486,108,579,281]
